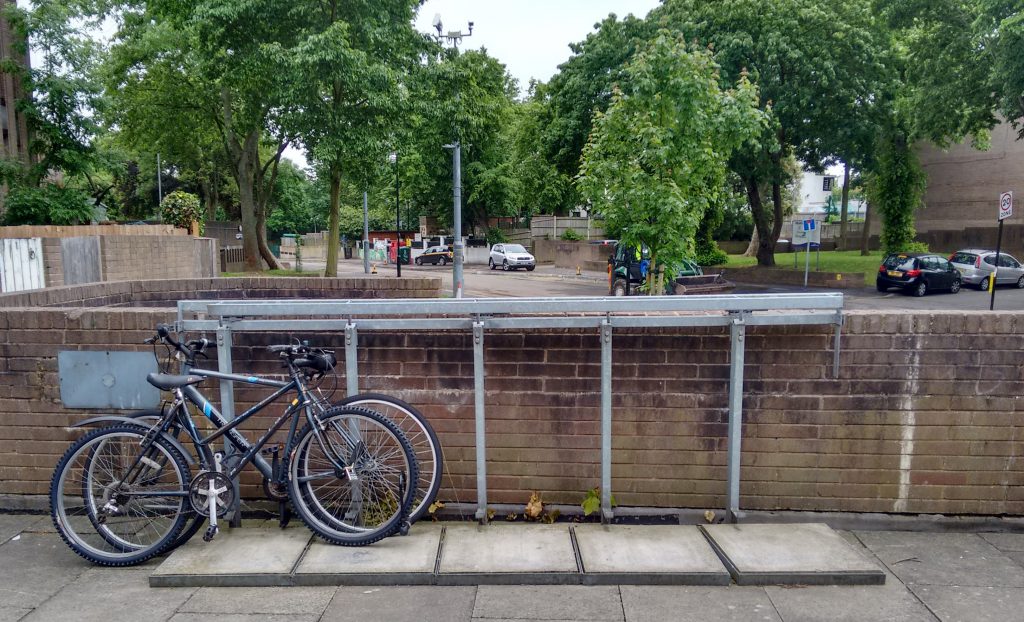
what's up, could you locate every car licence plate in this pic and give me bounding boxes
[887,270,901,277]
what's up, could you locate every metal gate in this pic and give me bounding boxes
[0,238,46,292]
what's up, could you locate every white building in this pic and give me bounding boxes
[795,168,866,219]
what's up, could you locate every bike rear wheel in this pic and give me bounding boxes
[288,406,418,546]
[334,393,442,523]
[50,424,191,566]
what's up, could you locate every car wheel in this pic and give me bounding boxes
[439,256,447,266]
[415,257,422,266]
[489,259,495,270]
[912,280,927,297]
[876,281,887,293]
[526,266,535,272]
[950,278,961,294]
[502,260,509,271]
[1016,275,1024,289]
[611,279,628,296]
[979,275,990,290]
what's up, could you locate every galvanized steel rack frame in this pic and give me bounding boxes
[176,293,844,523]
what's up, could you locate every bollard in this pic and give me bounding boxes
[576,265,581,276]
[371,263,377,275]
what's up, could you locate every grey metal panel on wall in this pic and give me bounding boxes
[60,236,102,285]
[58,351,161,409]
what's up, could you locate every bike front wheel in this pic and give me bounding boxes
[50,424,191,566]
[288,406,418,546]
[334,393,442,523]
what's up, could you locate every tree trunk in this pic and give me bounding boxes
[201,176,216,222]
[742,228,759,257]
[860,200,872,256]
[839,162,850,250]
[236,136,261,271]
[325,166,342,277]
[256,208,279,269]
[745,176,774,266]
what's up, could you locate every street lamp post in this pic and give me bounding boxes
[432,15,473,298]
[389,151,401,277]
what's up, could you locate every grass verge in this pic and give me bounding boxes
[713,250,886,285]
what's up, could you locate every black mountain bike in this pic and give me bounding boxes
[50,325,418,566]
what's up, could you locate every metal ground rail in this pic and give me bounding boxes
[176,294,844,523]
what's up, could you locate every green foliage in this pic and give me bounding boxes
[160,190,203,232]
[902,241,931,253]
[581,487,617,517]
[866,129,927,254]
[485,227,509,247]
[578,32,765,279]
[695,243,729,267]
[560,228,583,241]
[2,183,93,226]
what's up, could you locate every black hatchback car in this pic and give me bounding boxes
[876,252,961,296]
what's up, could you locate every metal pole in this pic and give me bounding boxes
[990,219,1004,310]
[215,323,241,527]
[453,143,464,298]
[156,153,163,207]
[726,314,746,522]
[345,322,358,397]
[600,319,613,522]
[472,320,487,522]
[395,154,401,278]
[804,241,811,288]
[363,192,370,274]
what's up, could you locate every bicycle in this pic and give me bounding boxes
[50,325,419,566]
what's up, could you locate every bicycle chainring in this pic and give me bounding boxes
[262,477,290,502]
[189,471,235,518]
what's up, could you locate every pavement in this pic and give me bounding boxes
[4,513,1024,621]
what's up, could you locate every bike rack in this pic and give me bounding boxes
[177,293,844,524]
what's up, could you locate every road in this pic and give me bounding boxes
[317,259,1024,310]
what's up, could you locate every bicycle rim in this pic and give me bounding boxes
[289,407,417,545]
[335,394,442,523]
[51,425,190,566]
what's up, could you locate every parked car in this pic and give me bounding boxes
[415,246,453,266]
[949,249,1024,289]
[489,243,536,271]
[876,252,961,296]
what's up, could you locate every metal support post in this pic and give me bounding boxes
[600,319,614,522]
[215,323,241,527]
[363,192,370,274]
[472,321,487,522]
[832,312,843,379]
[452,143,464,298]
[726,313,746,523]
[345,322,358,397]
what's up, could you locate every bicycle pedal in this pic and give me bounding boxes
[278,501,291,529]
[203,525,219,542]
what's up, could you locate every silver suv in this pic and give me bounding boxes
[489,243,536,271]
[949,249,1024,289]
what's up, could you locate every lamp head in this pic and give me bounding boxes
[468,21,474,35]
[388,152,397,164]
[432,14,443,35]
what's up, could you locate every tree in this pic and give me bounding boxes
[534,13,654,214]
[578,32,765,287]
[657,0,892,266]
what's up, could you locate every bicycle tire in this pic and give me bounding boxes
[50,424,191,566]
[288,406,418,546]
[333,393,442,523]
[125,410,206,552]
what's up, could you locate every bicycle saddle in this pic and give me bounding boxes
[146,373,205,390]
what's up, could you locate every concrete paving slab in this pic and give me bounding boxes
[0,514,45,543]
[294,524,441,585]
[473,585,623,621]
[0,533,91,609]
[702,523,885,585]
[24,567,195,622]
[324,586,476,622]
[574,525,729,585]
[912,585,1024,622]
[981,533,1024,552]
[150,528,312,587]
[169,614,319,622]
[438,524,578,584]
[764,584,937,622]
[180,586,335,615]
[620,585,781,621]
[856,531,1024,587]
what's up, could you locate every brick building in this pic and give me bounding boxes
[0,0,30,164]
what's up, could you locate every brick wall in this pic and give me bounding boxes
[0,307,1020,516]
[99,236,208,282]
